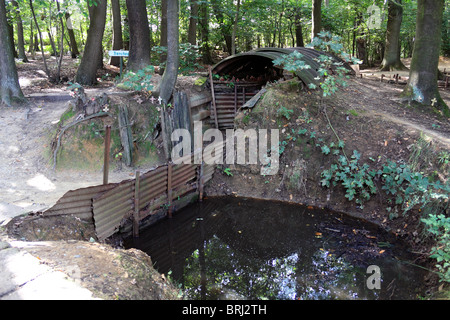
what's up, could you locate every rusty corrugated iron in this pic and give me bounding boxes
[43,146,220,241]
[93,179,134,241]
[41,184,118,220]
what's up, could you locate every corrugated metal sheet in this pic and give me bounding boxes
[212,47,354,88]
[92,158,218,240]
[93,179,134,241]
[43,150,219,241]
[42,184,118,220]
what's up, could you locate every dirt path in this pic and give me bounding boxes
[341,78,450,148]
[0,87,140,225]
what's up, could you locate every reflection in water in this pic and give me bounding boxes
[124,197,428,300]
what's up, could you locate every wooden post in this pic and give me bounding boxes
[103,125,111,185]
[234,84,237,114]
[133,170,140,238]
[167,163,173,218]
[198,162,204,202]
[208,66,219,129]
[380,74,384,82]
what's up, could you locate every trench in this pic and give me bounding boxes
[124,196,429,300]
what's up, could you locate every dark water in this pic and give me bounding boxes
[124,197,429,300]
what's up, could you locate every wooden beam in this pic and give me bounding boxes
[208,66,219,129]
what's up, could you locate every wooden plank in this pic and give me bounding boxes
[103,125,111,185]
[209,66,219,129]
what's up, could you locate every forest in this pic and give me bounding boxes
[0,0,449,301]
[0,0,449,109]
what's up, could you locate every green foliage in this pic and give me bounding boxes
[223,167,233,176]
[276,103,294,120]
[379,160,449,218]
[152,43,201,75]
[422,214,450,282]
[121,65,155,92]
[306,32,361,97]
[273,51,311,74]
[321,150,377,207]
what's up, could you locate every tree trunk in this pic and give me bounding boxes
[125,0,151,71]
[0,0,26,107]
[198,1,212,64]
[7,17,18,58]
[75,0,107,85]
[155,0,179,104]
[109,0,123,66]
[312,0,322,40]
[380,0,407,71]
[11,0,28,62]
[187,0,198,46]
[159,0,168,73]
[295,12,304,47]
[402,0,449,116]
[211,0,232,54]
[55,0,64,83]
[29,0,50,77]
[231,0,240,55]
[66,12,80,58]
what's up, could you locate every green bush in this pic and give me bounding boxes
[120,65,155,92]
[422,213,450,282]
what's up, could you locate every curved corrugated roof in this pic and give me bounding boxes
[212,47,354,87]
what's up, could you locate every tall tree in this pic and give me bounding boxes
[294,11,304,47]
[198,0,212,64]
[402,0,449,116]
[159,0,168,72]
[109,0,123,66]
[187,0,198,46]
[29,0,50,77]
[380,0,408,71]
[126,0,151,71]
[211,0,232,54]
[11,0,28,62]
[312,0,322,39]
[156,0,179,104]
[75,0,107,85]
[231,0,241,55]
[66,12,80,58]
[55,0,64,83]
[0,0,26,106]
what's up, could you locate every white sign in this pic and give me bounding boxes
[108,50,129,57]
